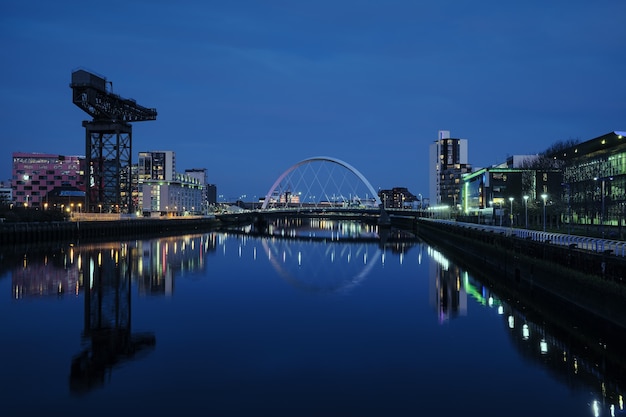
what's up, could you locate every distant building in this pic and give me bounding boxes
[504,155,539,169]
[0,185,12,206]
[142,172,204,216]
[205,184,217,205]
[11,152,85,208]
[184,168,211,213]
[378,187,418,209]
[45,185,86,213]
[429,131,471,207]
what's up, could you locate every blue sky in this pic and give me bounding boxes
[1,0,625,200]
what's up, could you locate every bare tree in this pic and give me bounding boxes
[520,138,581,171]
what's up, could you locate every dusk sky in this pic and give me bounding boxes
[1,1,625,201]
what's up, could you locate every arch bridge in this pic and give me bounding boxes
[260,156,382,211]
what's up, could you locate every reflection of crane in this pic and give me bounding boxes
[70,69,157,213]
[69,246,155,394]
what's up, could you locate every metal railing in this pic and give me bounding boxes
[423,218,626,257]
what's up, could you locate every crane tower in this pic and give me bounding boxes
[70,69,157,213]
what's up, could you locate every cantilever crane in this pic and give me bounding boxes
[70,69,157,213]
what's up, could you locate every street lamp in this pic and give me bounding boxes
[509,197,514,229]
[541,194,548,232]
[594,176,613,239]
[523,195,529,229]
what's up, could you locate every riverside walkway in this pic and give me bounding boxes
[424,218,626,257]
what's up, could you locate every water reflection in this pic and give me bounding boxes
[443,256,626,417]
[235,218,421,293]
[1,219,625,415]
[70,243,156,394]
[428,246,468,322]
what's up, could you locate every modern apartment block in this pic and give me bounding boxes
[138,151,205,216]
[185,168,210,211]
[141,172,204,216]
[11,152,85,207]
[429,131,471,207]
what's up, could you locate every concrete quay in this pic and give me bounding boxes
[416,218,626,329]
[0,216,221,246]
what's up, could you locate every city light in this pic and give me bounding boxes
[509,197,514,229]
[523,195,529,229]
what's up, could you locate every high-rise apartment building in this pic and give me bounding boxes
[138,151,176,181]
[11,152,85,207]
[428,131,471,207]
[137,151,176,211]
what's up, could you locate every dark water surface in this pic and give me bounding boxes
[0,219,624,417]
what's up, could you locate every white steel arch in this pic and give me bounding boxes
[261,156,382,210]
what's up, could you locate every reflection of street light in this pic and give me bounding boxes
[541,194,548,232]
[509,197,514,229]
[523,195,529,229]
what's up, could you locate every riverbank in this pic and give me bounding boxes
[416,218,626,329]
[0,216,222,246]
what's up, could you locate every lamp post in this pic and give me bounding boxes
[541,194,548,232]
[594,176,613,239]
[509,197,514,229]
[523,195,529,229]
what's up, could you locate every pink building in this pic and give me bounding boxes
[12,152,85,207]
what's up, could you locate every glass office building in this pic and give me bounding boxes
[555,131,626,229]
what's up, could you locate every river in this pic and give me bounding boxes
[0,218,624,416]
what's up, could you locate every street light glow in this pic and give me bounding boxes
[523,195,529,229]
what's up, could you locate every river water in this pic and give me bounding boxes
[0,218,624,417]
